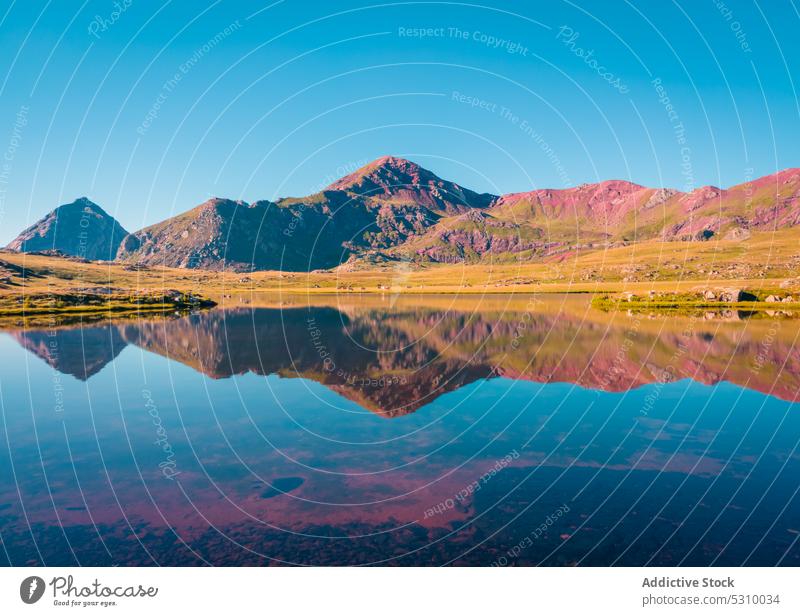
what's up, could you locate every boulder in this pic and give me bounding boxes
[719,288,756,302]
[723,227,751,241]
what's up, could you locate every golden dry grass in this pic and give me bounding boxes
[0,227,797,308]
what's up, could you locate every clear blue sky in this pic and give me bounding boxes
[0,0,799,242]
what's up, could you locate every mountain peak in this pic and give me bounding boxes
[590,179,647,193]
[193,197,250,212]
[373,154,416,166]
[325,155,496,212]
[371,155,422,171]
[63,196,103,211]
[7,198,129,260]
[326,155,425,192]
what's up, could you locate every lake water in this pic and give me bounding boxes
[1,294,799,566]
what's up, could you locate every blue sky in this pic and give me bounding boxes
[0,0,799,242]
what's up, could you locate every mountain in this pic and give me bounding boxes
[116,194,396,271]
[116,198,296,271]
[11,159,800,270]
[116,157,498,271]
[387,167,800,263]
[6,197,129,261]
[503,169,800,241]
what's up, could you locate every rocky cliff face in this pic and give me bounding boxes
[7,198,129,260]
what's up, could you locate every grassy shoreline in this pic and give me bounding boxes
[592,291,800,315]
[2,244,800,319]
[0,290,216,321]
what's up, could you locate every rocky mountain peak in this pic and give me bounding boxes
[326,155,496,212]
[6,198,129,261]
[326,156,432,193]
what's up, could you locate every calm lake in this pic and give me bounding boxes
[1,294,798,566]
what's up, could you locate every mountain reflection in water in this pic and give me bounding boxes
[12,297,800,411]
[0,295,798,566]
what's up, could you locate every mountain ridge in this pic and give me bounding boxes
[8,158,800,271]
